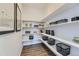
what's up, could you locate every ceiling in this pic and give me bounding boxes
[22,3,64,22]
[22,3,48,8]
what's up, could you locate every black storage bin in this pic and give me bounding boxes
[56,43,70,56]
[42,36,48,41]
[46,30,50,35]
[56,19,68,24]
[47,38,55,45]
[29,35,34,40]
[71,16,79,21]
[50,30,55,36]
[25,31,30,33]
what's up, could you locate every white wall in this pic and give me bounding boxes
[0,32,22,56]
[45,4,79,56]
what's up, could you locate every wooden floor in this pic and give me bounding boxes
[21,43,56,56]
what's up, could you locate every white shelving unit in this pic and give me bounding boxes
[22,21,44,46]
[42,4,79,56]
[22,40,41,46]
[40,33,79,56]
[43,4,79,22]
[43,4,79,28]
[22,27,44,30]
[40,39,62,56]
[44,20,79,28]
[22,33,42,46]
[41,33,79,48]
[40,38,75,56]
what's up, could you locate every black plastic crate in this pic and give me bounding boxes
[42,36,48,41]
[56,43,70,56]
[56,19,68,24]
[71,16,79,21]
[25,31,30,33]
[47,38,55,45]
[50,30,55,36]
[46,30,50,35]
[29,35,34,40]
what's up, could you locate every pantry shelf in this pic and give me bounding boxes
[40,39,62,56]
[41,33,79,48]
[44,20,79,28]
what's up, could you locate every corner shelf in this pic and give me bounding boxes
[41,33,79,48]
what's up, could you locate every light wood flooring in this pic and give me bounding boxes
[21,43,56,56]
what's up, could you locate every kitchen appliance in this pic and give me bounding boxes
[56,43,70,56]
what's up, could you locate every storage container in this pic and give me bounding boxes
[56,43,70,56]
[47,38,55,45]
[42,36,48,41]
